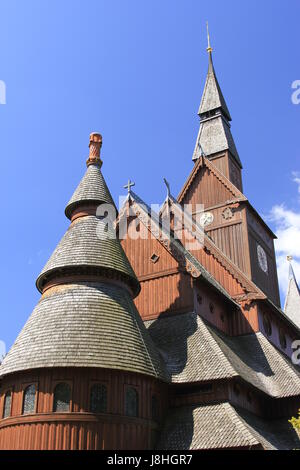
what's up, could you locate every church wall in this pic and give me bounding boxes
[121,221,178,278]
[208,153,229,178]
[246,209,280,306]
[206,217,246,274]
[194,281,231,335]
[190,245,245,297]
[258,305,298,362]
[181,165,235,210]
[0,368,167,450]
[228,381,264,416]
[228,153,243,192]
[230,302,259,336]
[135,272,194,320]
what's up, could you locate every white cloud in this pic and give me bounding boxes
[267,173,300,299]
[0,340,6,362]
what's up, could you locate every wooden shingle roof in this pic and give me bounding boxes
[157,402,300,450]
[65,164,116,219]
[36,216,139,296]
[145,312,300,397]
[0,283,167,379]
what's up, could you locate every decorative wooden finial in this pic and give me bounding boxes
[124,179,135,193]
[206,21,213,53]
[86,132,103,167]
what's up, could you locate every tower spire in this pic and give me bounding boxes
[192,24,242,169]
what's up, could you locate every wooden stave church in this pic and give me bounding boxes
[0,44,300,451]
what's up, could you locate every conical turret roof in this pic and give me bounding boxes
[36,215,139,295]
[65,164,115,219]
[0,283,166,378]
[0,133,166,381]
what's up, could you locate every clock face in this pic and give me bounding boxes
[199,212,214,227]
[257,244,268,273]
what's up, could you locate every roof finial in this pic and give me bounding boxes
[163,177,171,198]
[86,132,103,168]
[124,179,135,194]
[206,21,213,54]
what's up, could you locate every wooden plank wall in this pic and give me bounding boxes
[0,368,167,450]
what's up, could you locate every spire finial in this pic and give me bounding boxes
[86,132,103,168]
[163,177,171,198]
[206,21,213,54]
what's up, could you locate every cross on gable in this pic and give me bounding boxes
[124,179,135,193]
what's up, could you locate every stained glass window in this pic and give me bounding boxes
[125,387,138,417]
[3,391,11,418]
[23,385,36,414]
[151,395,159,422]
[90,384,107,413]
[53,383,71,412]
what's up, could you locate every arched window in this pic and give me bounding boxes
[22,384,36,414]
[53,383,71,412]
[90,384,107,413]
[125,387,139,417]
[151,395,159,422]
[3,391,12,418]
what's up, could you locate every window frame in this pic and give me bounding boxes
[21,381,38,415]
[89,381,108,414]
[52,380,73,413]
[2,387,13,419]
[124,385,140,418]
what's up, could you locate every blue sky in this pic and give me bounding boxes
[0,0,299,350]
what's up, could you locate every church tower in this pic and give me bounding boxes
[192,23,242,190]
[0,133,167,450]
[179,27,280,306]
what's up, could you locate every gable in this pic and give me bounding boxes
[179,157,244,210]
[121,218,179,279]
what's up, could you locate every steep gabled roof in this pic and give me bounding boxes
[120,190,237,307]
[179,155,246,205]
[157,402,299,450]
[164,187,266,300]
[145,312,300,397]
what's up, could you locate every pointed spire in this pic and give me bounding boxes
[284,256,300,329]
[1,133,166,380]
[65,133,115,219]
[192,25,241,167]
[198,26,231,121]
[206,21,214,73]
